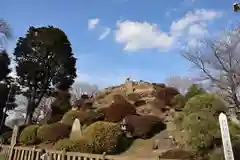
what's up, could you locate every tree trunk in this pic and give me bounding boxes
[0,108,7,130]
[25,112,33,125]
[25,98,36,124]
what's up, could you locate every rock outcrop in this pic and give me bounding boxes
[92,79,179,120]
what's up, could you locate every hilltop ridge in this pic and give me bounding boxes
[92,78,179,120]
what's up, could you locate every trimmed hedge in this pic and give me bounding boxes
[61,110,101,127]
[37,123,70,142]
[176,93,227,151]
[19,125,39,145]
[54,137,94,153]
[61,110,89,126]
[83,121,124,154]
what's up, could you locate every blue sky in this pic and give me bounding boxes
[1,0,239,87]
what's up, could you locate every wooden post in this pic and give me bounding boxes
[30,146,36,160]
[61,150,66,160]
[8,146,14,160]
[8,125,18,160]
[102,152,106,160]
[11,125,19,146]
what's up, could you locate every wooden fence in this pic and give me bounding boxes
[0,145,115,160]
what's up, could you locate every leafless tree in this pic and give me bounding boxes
[70,82,99,105]
[182,26,240,112]
[0,19,12,49]
[165,76,195,94]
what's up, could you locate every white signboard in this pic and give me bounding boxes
[219,113,234,160]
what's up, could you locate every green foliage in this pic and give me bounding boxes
[177,93,227,151]
[209,148,224,160]
[0,51,18,123]
[83,121,123,154]
[13,26,77,123]
[228,121,240,140]
[183,94,227,116]
[54,137,94,153]
[0,153,6,160]
[37,123,70,142]
[171,94,186,111]
[209,140,240,160]
[61,110,88,126]
[171,84,205,112]
[0,51,11,81]
[185,84,205,101]
[61,110,101,127]
[19,125,39,145]
[51,90,72,115]
[0,131,12,144]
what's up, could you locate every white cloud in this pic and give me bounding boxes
[116,21,174,51]
[188,24,208,37]
[170,9,221,33]
[88,18,100,30]
[115,9,222,52]
[99,27,111,40]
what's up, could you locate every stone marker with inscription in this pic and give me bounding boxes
[219,112,235,160]
[70,118,82,140]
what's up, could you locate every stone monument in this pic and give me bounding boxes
[70,118,82,140]
[219,112,234,160]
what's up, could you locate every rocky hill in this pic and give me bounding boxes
[92,79,179,120]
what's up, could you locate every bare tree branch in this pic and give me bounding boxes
[0,19,12,49]
[182,26,240,110]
